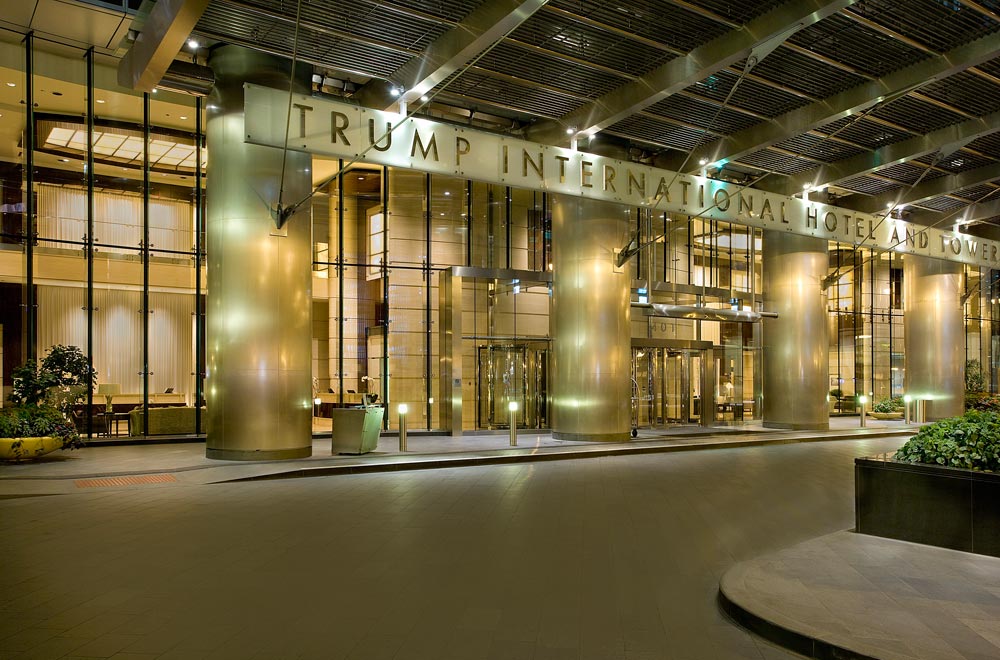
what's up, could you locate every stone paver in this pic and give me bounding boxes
[721,531,1000,660]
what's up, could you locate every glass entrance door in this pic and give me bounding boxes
[632,347,703,429]
[476,343,548,429]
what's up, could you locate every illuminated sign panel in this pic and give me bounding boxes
[244,84,997,267]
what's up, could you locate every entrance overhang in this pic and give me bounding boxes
[244,84,1000,269]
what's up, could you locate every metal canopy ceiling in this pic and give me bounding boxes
[190,0,1000,230]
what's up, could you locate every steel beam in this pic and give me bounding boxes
[526,0,855,145]
[759,109,1000,195]
[354,0,547,110]
[847,160,1000,214]
[685,32,1000,172]
[906,197,1000,235]
[962,197,1000,223]
[118,0,209,91]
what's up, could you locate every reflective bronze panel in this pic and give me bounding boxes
[550,194,630,442]
[762,232,829,430]
[904,255,964,421]
[205,46,313,460]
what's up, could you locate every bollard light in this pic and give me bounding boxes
[903,394,912,424]
[858,395,868,428]
[398,403,408,452]
[508,400,519,447]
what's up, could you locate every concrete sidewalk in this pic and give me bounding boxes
[0,417,915,496]
[721,531,1000,659]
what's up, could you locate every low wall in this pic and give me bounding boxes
[855,456,1000,558]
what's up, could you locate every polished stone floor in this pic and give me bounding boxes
[722,531,1000,660]
[0,436,906,659]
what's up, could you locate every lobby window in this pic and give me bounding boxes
[367,208,385,279]
[889,266,902,309]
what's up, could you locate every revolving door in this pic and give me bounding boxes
[477,343,549,429]
[631,341,714,429]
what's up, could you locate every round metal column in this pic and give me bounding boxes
[762,232,829,430]
[904,255,964,421]
[550,194,630,442]
[205,46,313,460]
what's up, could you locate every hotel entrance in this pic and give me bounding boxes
[476,342,549,430]
[631,341,715,431]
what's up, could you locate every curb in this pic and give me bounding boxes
[216,429,912,483]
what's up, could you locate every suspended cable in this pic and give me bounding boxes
[274,0,304,227]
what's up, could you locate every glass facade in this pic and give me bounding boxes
[0,37,204,438]
[3,37,999,441]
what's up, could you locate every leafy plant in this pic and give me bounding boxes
[9,345,96,412]
[894,410,1000,471]
[0,405,84,453]
[829,388,843,399]
[872,397,903,413]
[966,359,987,393]
[966,391,1000,413]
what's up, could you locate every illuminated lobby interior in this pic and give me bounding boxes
[4,2,1000,660]
[3,0,1000,455]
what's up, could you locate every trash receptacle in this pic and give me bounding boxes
[330,405,384,454]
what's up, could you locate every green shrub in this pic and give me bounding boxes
[965,391,1000,413]
[872,397,904,413]
[0,405,83,449]
[10,344,96,411]
[966,359,987,393]
[894,410,1000,471]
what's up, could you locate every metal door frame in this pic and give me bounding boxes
[632,338,715,429]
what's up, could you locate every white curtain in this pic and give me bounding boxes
[37,285,195,398]
[35,184,193,253]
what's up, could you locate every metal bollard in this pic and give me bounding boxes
[398,403,408,452]
[509,400,519,447]
[903,394,911,425]
[859,395,868,428]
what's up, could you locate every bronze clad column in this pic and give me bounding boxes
[550,194,630,442]
[205,46,313,460]
[904,255,964,421]
[762,232,829,430]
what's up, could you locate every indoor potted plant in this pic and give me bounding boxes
[0,405,82,460]
[1,345,94,461]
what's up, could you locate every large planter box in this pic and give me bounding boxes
[855,456,1000,558]
[0,436,62,461]
[330,406,384,454]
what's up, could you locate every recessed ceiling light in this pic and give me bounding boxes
[52,91,62,96]
[444,191,450,196]
[58,158,69,162]
[96,99,105,104]
[187,39,199,49]
[5,82,15,87]
[179,115,188,120]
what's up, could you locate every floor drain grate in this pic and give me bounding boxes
[76,474,178,488]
